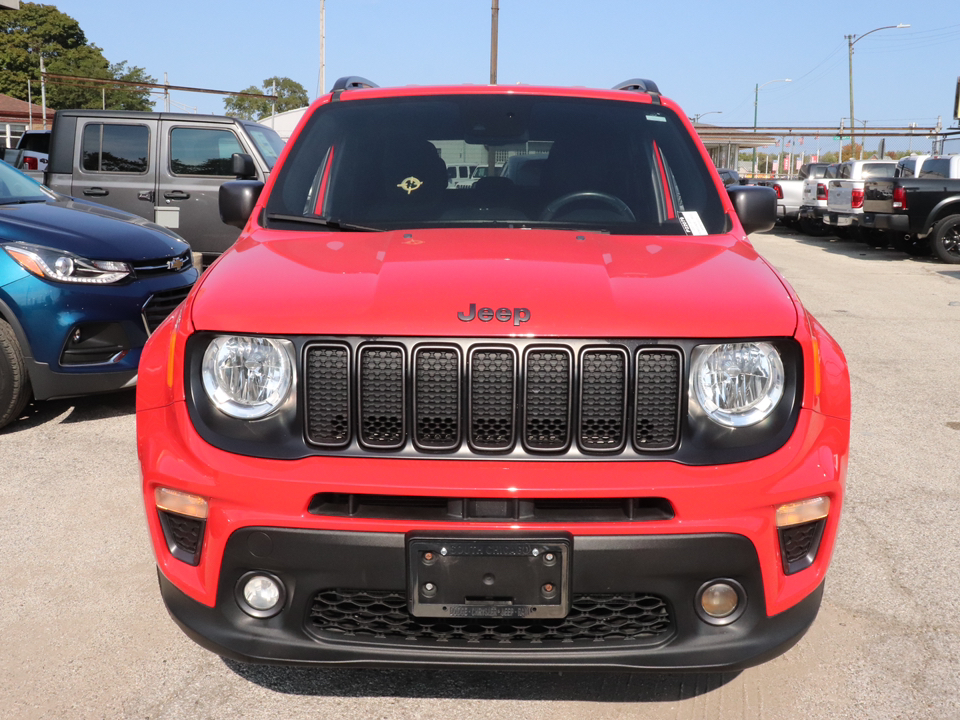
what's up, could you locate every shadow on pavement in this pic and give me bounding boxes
[1,388,136,435]
[224,661,739,702]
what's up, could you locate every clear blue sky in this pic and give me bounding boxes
[47,0,960,132]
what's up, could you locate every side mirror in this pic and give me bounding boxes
[219,180,264,228]
[727,185,777,235]
[231,152,257,180]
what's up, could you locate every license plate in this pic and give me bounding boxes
[837,215,852,226]
[407,537,571,619]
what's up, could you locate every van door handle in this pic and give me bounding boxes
[82,187,108,197]
[163,191,190,200]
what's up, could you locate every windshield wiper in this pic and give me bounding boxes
[0,198,49,206]
[265,214,383,232]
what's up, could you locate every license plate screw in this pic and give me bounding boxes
[545,553,555,562]
[422,582,438,598]
[422,551,436,565]
[541,582,557,599]
[532,548,540,557]
[440,547,448,556]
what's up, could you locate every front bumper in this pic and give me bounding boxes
[158,530,825,671]
[140,399,847,670]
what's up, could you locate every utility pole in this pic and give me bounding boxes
[318,0,326,97]
[39,55,47,130]
[490,0,499,85]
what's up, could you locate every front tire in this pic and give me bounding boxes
[931,215,960,264]
[0,319,31,430]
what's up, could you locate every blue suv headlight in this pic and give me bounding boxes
[3,242,132,284]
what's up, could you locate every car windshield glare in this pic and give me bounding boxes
[266,94,726,235]
[0,161,53,204]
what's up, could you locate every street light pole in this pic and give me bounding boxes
[490,0,499,85]
[752,78,791,177]
[693,111,722,123]
[847,24,909,163]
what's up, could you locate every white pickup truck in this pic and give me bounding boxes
[823,159,898,239]
[797,163,838,236]
[757,163,831,229]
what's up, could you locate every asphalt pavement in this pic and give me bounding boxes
[1,227,958,719]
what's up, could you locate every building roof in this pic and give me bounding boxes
[0,93,54,125]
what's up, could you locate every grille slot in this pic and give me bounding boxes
[469,347,517,451]
[141,285,192,334]
[634,349,682,451]
[579,349,628,452]
[359,346,406,448]
[414,347,461,450]
[308,589,673,646]
[523,348,572,451]
[305,345,351,447]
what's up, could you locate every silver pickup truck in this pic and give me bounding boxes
[757,163,831,229]
[823,160,898,239]
[44,110,285,267]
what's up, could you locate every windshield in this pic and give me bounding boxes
[245,124,286,169]
[0,160,54,204]
[266,94,726,235]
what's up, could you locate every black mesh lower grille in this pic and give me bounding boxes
[781,520,823,563]
[359,347,405,447]
[308,589,673,646]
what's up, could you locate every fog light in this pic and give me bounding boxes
[236,572,286,618]
[701,583,738,617]
[696,579,746,626]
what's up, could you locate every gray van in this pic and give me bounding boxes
[45,110,285,266]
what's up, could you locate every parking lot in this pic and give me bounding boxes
[1,227,959,719]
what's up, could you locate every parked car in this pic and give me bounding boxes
[823,159,898,238]
[716,168,740,186]
[894,154,931,178]
[43,110,285,267]
[137,76,849,672]
[758,163,832,229]
[862,155,960,262]
[0,160,198,430]
[797,164,838,236]
[15,129,50,174]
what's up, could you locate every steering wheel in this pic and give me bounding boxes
[541,192,636,221]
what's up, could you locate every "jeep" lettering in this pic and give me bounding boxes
[457,303,531,326]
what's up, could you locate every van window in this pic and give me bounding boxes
[81,124,149,173]
[170,127,243,176]
[861,163,896,180]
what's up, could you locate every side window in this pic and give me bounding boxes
[920,159,949,179]
[170,127,243,176]
[81,123,149,173]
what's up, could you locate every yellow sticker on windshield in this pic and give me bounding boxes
[397,177,423,194]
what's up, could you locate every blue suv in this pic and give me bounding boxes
[0,160,198,429]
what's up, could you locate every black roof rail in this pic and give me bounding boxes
[613,78,661,104]
[331,76,379,102]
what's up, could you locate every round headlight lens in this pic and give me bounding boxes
[693,342,785,427]
[201,335,294,419]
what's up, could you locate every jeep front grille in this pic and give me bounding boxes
[304,339,682,457]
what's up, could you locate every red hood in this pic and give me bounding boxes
[190,228,798,338]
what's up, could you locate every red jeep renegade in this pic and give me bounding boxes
[137,78,850,671]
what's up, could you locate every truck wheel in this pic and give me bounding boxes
[0,319,32,430]
[861,229,888,249]
[892,234,930,257]
[799,218,829,237]
[931,216,960,264]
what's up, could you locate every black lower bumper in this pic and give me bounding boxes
[860,212,910,233]
[159,529,824,672]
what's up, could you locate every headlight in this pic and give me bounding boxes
[201,335,295,419]
[692,342,785,427]
[3,242,132,284]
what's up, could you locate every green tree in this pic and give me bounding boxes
[0,2,154,111]
[224,77,309,120]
